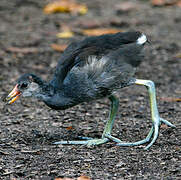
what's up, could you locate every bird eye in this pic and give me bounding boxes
[20,82,28,89]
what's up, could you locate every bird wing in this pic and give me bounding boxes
[50,31,145,88]
[62,42,145,100]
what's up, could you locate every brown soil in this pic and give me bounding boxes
[0,0,180,179]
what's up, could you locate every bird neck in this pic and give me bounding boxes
[33,75,76,110]
[34,83,54,101]
[29,75,54,101]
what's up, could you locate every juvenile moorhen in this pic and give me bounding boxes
[6,31,174,149]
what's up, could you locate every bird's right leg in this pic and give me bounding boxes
[53,95,119,146]
[102,95,150,144]
[116,79,175,149]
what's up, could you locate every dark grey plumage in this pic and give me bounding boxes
[45,31,145,109]
[50,31,143,87]
[6,31,175,149]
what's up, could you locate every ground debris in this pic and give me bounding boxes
[44,0,88,15]
[174,53,181,59]
[0,150,9,155]
[51,44,67,52]
[160,97,181,102]
[54,176,91,180]
[151,0,181,7]
[82,28,121,36]
[6,47,52,54]
[56,31,74,38]
[115,2,139,14]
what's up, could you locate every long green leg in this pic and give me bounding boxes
[53,95,119,146]
[103,95,152,144]
[117,79,175,150]
[102,95,119,138]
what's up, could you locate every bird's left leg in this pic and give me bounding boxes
[101,95,123,143]
[53,95,119,146]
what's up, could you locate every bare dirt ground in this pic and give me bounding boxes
[0,0,180,179]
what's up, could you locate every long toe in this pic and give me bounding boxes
[86,138,109,147]
[160,118,176,127]
[144,123,159,150]
[117,138,151,147]
[53,137,109,146]
[116,126,154,147]
[144,117,175,150]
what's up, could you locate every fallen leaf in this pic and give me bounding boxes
[6,46,52,54]
[77,176,91,180]
[54,176,90,180]
[21,149,42,154]
[161,124,169,129]
[151,0,166,6]
[56,31,74,38]
[3,169,14,176]
[175,90,181,94]
[15,165,24,169]
[51,44,67,52]
[160,97,181,102]
[0,150,10,155]
[151,0,181,6]
[55,178,74,180]
[82,28,121,36]
[66,126,73,130]
[175,146,181,151]
[115,2,138,14]
[174,53,181,58]
[44,0,88,15]
[177,0,181,7]
[6,47,38,54]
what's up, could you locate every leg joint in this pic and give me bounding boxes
[135,79,155,88]
[145,80,155,89]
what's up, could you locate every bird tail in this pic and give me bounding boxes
[136,33,147,45]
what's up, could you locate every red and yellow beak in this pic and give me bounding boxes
[6,84,21,104]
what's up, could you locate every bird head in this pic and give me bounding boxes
[5,73,41,104]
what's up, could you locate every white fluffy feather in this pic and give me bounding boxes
[137,34,147,45]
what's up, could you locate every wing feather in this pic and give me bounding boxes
[50,31,145,89]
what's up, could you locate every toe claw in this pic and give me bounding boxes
[144,123,159,150]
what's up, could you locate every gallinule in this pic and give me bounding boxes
[5,31,174,149]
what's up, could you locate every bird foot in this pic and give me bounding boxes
[53,137,109,146]
[53,118,175,149]
[103,133,152,147]
[116,117,175,150]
